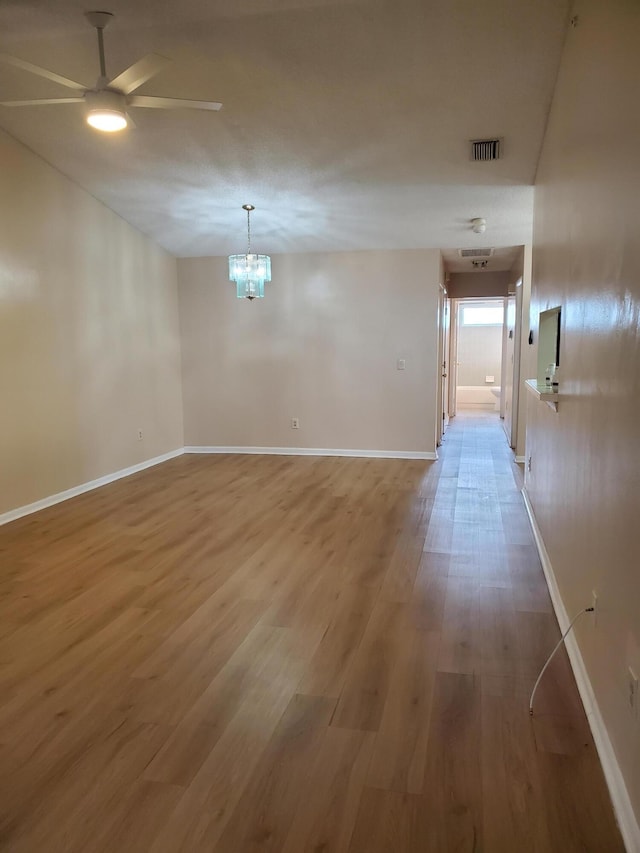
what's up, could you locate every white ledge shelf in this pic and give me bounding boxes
[525,379,559,411]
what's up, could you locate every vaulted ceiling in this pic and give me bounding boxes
[0,0,570,257]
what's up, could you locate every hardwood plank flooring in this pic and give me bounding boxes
[0,411,624,851]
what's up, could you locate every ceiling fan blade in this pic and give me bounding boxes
[108,54,171,95]
[0,53,86,91]
[128,95,222,111]
[0,97,85,106]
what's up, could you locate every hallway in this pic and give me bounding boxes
[0,412,624,851]
[377,408,624,851]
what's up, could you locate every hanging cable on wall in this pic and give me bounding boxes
[529,606,594,715]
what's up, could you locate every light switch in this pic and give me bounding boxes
[397,358,406,371]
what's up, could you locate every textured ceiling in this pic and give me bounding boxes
[0,0,570,257]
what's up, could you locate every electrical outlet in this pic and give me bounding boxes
[591,590,598,626]
[291,418,299,429]
[137,429,143,441]
[628,666,638,717]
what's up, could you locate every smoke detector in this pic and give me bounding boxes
[471,217,486,234]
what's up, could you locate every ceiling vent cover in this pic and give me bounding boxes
[459,248,494,258]
[470,138,502,161]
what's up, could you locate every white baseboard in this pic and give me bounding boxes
[0,448,184,527]
[522,487,640,853]
[184,447,438,461]
[0,445,435,528]
[184,446,437,460]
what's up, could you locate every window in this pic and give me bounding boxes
[461,304,503,326]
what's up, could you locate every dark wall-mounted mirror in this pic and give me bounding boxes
[537,306,561,383]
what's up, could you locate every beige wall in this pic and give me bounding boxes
[527,0,640,831]
[178,250,440,454]
[0,130,184,516]
[457,309,503,387]
[448,271,511,299]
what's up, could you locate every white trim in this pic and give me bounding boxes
[184,446,437,461]
[0,448,184,527]
[522,487,640,853]
[0,445,436,528]
[515,455,526,463]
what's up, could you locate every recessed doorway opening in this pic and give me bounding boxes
[452,297,505,417]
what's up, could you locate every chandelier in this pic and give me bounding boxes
[228,204,271,300]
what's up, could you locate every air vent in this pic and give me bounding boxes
[470,138,502,161]
[459,248,494,258]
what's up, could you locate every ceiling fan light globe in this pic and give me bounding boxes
[86,109,127,131]
[84,90,128,132]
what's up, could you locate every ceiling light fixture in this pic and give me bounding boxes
[0,10,223,131]
[85,90,128,132]
[228,205,271,300]
[471,217,487,234]
[84,13,127,132]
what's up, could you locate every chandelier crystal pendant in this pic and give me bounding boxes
[228,204,271,300]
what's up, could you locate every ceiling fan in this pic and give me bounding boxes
[0,11,222,132]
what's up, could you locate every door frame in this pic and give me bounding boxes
[435,283,450,446]
[450,296,505,418]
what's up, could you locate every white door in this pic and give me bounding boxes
[510,279,523,447]
[436,285,446,446]
[501,279,523,448]
[442,296,450,435]
[448,299,459,418]
[503,296,516,445]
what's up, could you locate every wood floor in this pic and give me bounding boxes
[0,411,624,852]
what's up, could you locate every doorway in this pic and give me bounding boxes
[450,298,505,418]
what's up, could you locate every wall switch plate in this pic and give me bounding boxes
[397,359,406,371]
[291,418,299,429]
